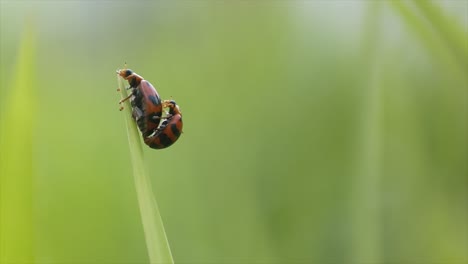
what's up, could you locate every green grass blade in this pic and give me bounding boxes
[116,77,174,264]
[388,1,466,77]
[0,22,36,264]
[350,2,383,263]
[412,0,468,67]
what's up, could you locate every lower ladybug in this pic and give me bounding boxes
[117,68,162,138]
[144,100,183,149]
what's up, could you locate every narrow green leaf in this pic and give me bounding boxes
[389,1,466,78]
[0,22,36,264]
[116,76,174,264]
[350,2,383,263]
[412,0,468,68]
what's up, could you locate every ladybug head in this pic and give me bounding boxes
[117,69,134,79]
[167,100,176,107]
[167,100,182,115]
[117,67,144,88]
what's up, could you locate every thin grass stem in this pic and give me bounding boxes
[116,77,174,264]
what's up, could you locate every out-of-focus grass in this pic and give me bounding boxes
[117,75,174,264]
[389,1,467,76]
[350,2,383,263]
[0,22,35,263]
[412,0,468,65]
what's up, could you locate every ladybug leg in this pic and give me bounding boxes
[118,90,136,111]
[119,93,133,104]
[150,114,161,122]
[162,114,173,120]
[150,121,168,136]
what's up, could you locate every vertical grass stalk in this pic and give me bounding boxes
[116,77,174,264]
[350,1,383,263]
[0,22,36,264]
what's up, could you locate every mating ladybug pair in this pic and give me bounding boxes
[117,68,183,149]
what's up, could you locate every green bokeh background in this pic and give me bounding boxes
[1,1,467,263]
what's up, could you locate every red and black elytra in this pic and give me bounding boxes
[117,69,163,138]
[144,100,183,149]
[116,67,183,150]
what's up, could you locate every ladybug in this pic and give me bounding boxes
[117,68,162,138]
[144,100,183,149]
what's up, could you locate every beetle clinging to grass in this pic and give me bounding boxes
[117,66,183,149]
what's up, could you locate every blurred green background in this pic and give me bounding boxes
[1,1,467,263]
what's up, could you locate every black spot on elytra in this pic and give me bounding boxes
[158,133,172,147]
[148,95,161,106]
[171,124,180,137]
[142,130,153,138]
